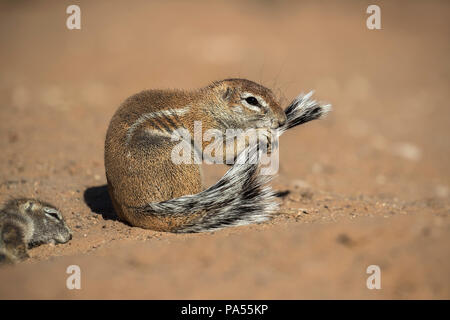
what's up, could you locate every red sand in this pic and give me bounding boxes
[0,0,448,299]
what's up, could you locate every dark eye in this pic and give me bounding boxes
[44,208,61,220]
[245,96,259,106]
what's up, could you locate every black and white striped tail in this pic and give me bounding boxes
[135,92,330,233]
[277,91,331,135]
[135,145,277,233]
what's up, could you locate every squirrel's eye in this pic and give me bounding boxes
[245,96,259,106]
[44,208,61,220]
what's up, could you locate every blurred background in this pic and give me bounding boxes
[0,0,448,299]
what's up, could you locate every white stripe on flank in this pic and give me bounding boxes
[144,128,174,138]
[126,107,190,144]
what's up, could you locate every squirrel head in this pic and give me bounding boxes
[205,79,287,131]
[3,198,72,247]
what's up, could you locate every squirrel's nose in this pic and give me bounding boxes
[271,112,287,129]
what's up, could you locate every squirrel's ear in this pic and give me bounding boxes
[222,87,232,101]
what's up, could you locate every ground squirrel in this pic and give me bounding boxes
[0,198,72,264]
[105,79,330,233]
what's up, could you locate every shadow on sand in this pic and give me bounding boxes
[83,184,118,221]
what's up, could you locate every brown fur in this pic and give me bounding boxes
[104,79,286,232]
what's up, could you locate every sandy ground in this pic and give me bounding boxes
[0,0,449,299]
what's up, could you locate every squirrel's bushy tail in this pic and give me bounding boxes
[135,92,331,233]
[135,146,276,233]
[277,91,332,135]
